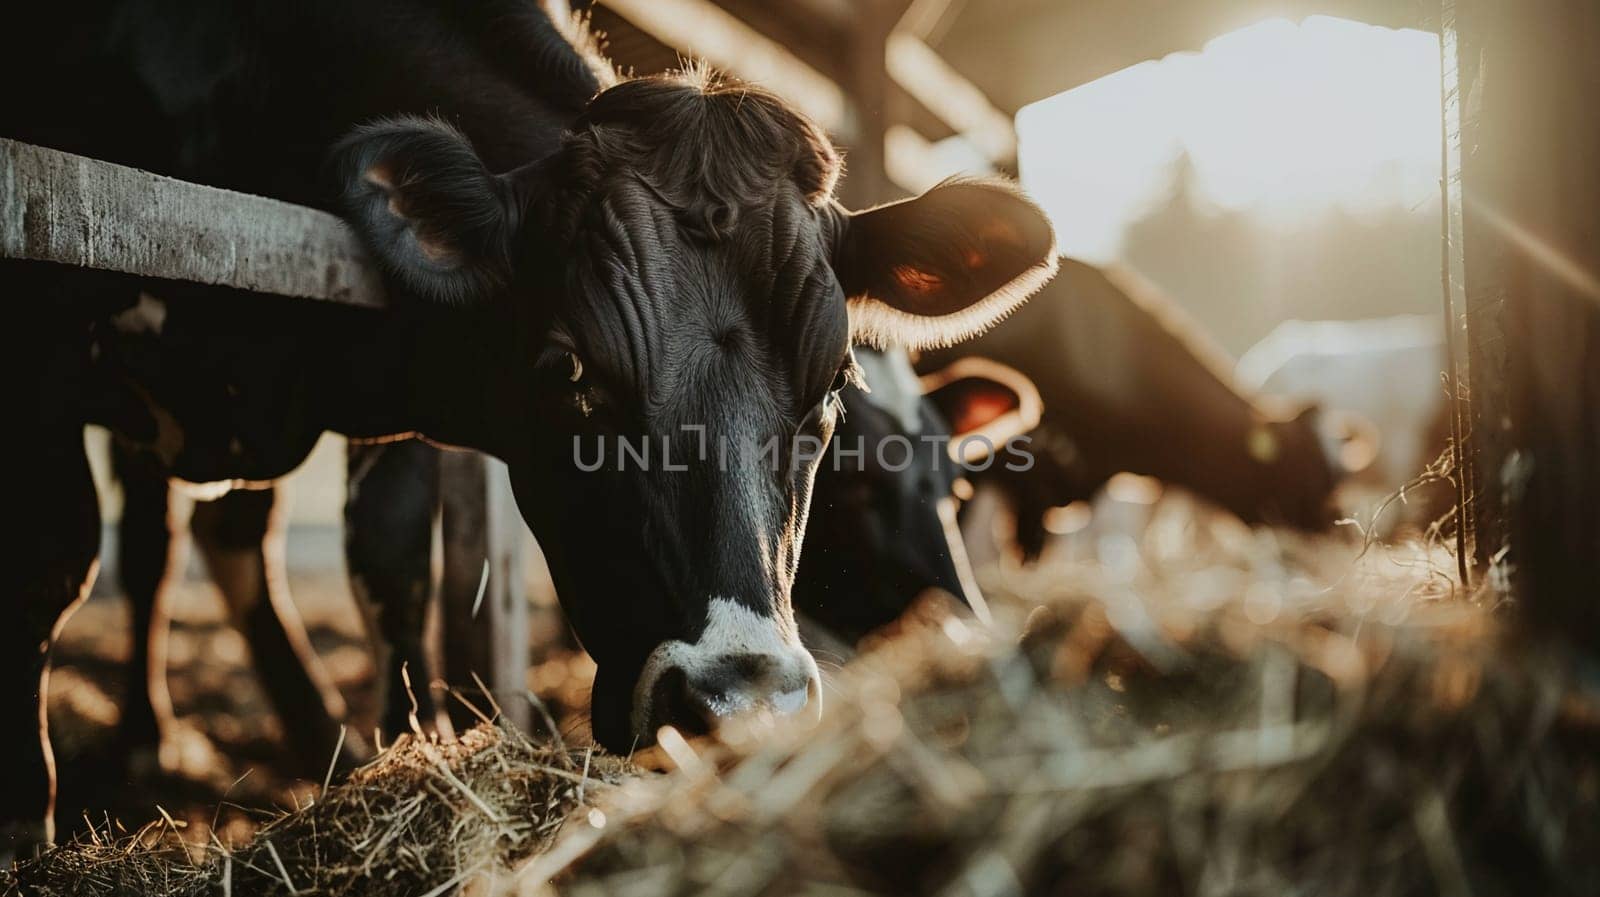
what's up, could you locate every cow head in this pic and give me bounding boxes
[795,351,1041,644]
[337,72,1056,750]
[1244,403,1370,530]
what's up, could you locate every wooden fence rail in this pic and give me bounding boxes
[0,137,530,729]
[0,138,385,308]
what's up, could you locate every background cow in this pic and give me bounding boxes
[108,443,357,774]
[781,349,1040,646]
[1237,315,1452,533]
[4,1,1057,850]
[921,258,1360,561]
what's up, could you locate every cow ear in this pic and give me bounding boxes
[920,357,1043,462]
[833,179,1057,349]
[336,117,530,305]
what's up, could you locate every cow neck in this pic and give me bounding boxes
[1056,263,1276,503]
[316,302,518,459]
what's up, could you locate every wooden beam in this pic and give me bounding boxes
[838,1,901,207]
[885,33,1017,165]
[884,125,995,195]
[884,125,944,195]
[594,1,965,200]
[0,138,386,308]
[934,0,1429,113]
[599,0,847,133]
[1454,0,1600,652]
[767,0,855,31]
[897,0,959,40]
[718,0,857,73]
[440,451,532,732]
[1438,0,1478,586]
[1450,0,1512,583]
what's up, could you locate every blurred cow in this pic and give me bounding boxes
[794,349,1040,645]
[1237,315,1453,529]
[1237,315,1446,491]
[921,258,1365,561]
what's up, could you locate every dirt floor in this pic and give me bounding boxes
[47,569,594,851]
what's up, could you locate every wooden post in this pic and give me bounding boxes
[1443,1,1512,581]
[1453,0,1600,651]
[1438,1,1478,585]
[439,452,532,731]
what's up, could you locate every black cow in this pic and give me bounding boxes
[795,349,1039,643]
[103,347,1037,767]
[3,1,1056,850]
[108,441,356,773]
[920,258,1351,561]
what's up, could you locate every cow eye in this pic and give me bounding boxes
[563,352,606,416]
[539,347,606,417]
[822,362,860,420]
[545,349,588,392]
[830,361,860,395]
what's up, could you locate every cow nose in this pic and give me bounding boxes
[653,653,816,736]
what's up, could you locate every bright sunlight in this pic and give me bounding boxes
[1018,16,1443,262]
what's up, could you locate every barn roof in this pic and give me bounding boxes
[929,0,1427,114]
[586,0,1432,201]
[593,0,1427,113]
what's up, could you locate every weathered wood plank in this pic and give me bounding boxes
[1438,0,1478,587]
[439,450,532,732]
[1444,1,1511,582]
[0,138,386,308]
[1455,0,1600,653]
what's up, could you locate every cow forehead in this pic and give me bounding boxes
[557,185,850,405]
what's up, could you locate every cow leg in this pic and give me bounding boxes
[345,440,440,738]
[109,441,181,757]
[189,487,352,775]
[2,427,99,858]
[1008,488,1056,563]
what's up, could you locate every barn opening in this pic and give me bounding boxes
[970,15,1457,547]
[1018,15,1443,356]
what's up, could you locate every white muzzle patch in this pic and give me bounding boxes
[631,597,821,739]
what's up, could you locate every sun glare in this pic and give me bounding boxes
[1018,16,1442,262]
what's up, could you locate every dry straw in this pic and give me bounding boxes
[7,541,1598,896]
[4,723,630,897]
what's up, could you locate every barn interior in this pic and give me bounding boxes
[7,0,1599,895]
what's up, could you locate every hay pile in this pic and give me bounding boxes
[8,542,1598,896]
[543,559,1599,897]
[4,723,631,897]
